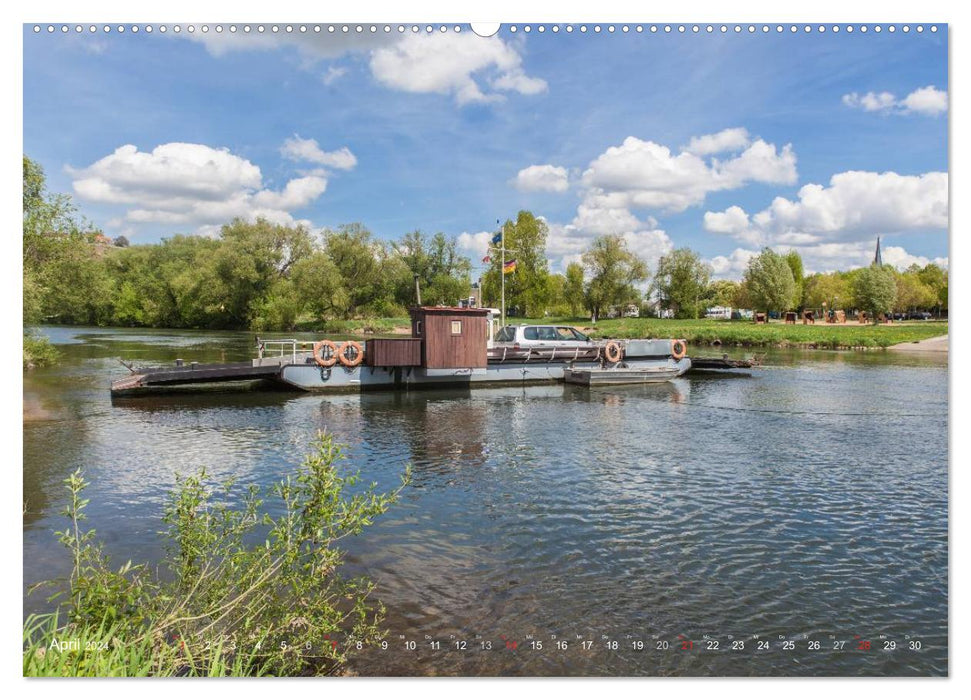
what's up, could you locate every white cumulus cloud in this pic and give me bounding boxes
[580,134,796,214]
[842,85,947,116]
[708,248,758,279]
[69,142,338,233]
[180,30,547,107]
[900,86,949,115]
[456,231,494,259]
[370,32,547,105]
[280,135,357,170]
[707,243,946,281]
[496,129,794,273]
[542,208,673,274]
[703,205,750,235]
[842,91,897,112]
[512,164,569,193]
[705,170,948,248]
[784,242,948,275]
[685,127,750,156]
[880,245,948,271]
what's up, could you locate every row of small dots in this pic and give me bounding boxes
[32,24,940,35]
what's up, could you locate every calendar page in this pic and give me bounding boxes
[21,13,949,680]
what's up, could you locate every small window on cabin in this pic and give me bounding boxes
[416,321,423,336]
[451,320,463,335]
[524,327,539,340]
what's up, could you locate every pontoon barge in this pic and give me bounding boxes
[111,307,692,397]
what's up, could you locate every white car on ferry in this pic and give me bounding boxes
[493,324,596,348]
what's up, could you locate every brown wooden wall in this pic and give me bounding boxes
[411,307,488,369]
[364,338,422,367]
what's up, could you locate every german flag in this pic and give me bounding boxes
[502,259,517,274]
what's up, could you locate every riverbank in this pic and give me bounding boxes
[571,317,949,350]
[30,317,949,352]
[887,335,948,354]
[311,316,949,350]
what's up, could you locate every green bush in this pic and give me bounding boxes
[23,332,58,369]
[24,432,410,677]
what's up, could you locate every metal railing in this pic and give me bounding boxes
[256,338,303,364]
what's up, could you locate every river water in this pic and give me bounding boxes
[23,326,948,676]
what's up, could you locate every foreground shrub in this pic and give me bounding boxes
[23,332,58,370]
[25,432,410,677]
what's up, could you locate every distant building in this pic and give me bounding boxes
[705,306,732,320]
[874,236,883,266]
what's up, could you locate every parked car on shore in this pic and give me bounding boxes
[908,311,933,320]
[494,324,595,348]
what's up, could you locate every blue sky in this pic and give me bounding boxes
[23,23,948,278]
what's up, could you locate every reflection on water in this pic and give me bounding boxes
[23,327,947,676]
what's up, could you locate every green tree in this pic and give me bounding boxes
[545,273,569,315]
[706,279,741,308]
[916,263,948,315]
[853,264,898,321]
[426,232,472,305]
[654,248,711,319]
[802,272,851,312]
[894,271,936,313]
[123,235,224,328]
[206,218,313,327]
[393,230,472,306]
[323,223,392,318]
[564,262,585,317]
[732,280,753,310]
[291,252,350,323]
[480,211,552,317]
[250,279,305,331]
[783,250,805,308]
[391,230,431,306]
[23,156,87,269]
[743,248,796,314]
[582,235,649,322]
[23,156,112,326]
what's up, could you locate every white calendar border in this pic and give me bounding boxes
[3,1,963,698]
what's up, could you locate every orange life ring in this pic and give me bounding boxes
[604,341,623,363]
[338,341,364,367]
[313,340,339,368]
[671,339,687,360]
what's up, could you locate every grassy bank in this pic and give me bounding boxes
[308,314,947,350]
[541,317,948,349]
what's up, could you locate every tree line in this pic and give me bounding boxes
[24,155,947,332]
[24,156,473,331]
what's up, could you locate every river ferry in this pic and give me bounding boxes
[110,306,691,396]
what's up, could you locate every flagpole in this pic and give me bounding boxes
[500,219,505,328]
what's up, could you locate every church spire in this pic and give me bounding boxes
[874,236,883,266]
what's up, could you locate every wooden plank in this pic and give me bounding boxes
[130,362,281,385]
[364,338,422,367]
